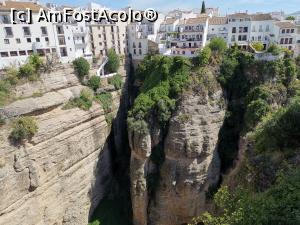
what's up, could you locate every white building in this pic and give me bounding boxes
[0,1,57,69]
[207,17,228,42]
[0,1,92,69]
[127,14,164,60]
[167,16,209,57]
[249,14,274,49]
[272,21,297,52]
[227,13,275,50]
[167,9,197,20]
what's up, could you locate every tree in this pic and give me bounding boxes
[201,1,206,14]
[73,57,90,80]
[251,42,264,52]
[286,16,295,20]
[208,37,227,54]
[105,49,120,73]
[197,46,212,66]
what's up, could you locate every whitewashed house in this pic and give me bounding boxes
[0,1,57,69]
[169,16,209,57]
[272,21,297,52]
[207,17,228,42]
[227,13,251,49]
[249,14,274,49]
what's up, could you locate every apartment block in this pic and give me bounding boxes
[127,14,164,60]
[0,1,57,68]
[272,21,297,52]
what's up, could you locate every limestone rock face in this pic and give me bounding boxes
[130,89,225,225]
[0,72,122,225]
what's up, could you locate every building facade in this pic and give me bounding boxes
[0,1,57,68]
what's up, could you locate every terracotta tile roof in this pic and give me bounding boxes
[0,1,46,12]
[228,13,250,19]
[209,17,227,25]
[251,13,273,21]
[185,17,208,25]
[275,21,296,28]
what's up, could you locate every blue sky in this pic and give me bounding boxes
[44,0,300,14]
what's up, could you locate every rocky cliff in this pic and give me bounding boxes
[129,80,225,225]
[0,69,122,225]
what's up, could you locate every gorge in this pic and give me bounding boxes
[0,43,300,225]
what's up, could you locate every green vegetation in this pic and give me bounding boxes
[73,57,90,80]
[87,75,101,91]
[0,79,12,106]
[108,74,123,90]
[18,54,43,81]
[191,167,300,225]
[105,49,120,73]
[286,15,295,20]
[197,46,212,66]
[251,42,264,51]
[128,55,191,134]
[0,115,5,126]
[10,116,38,143]
[201,0,206,14]
[208,37,227,55]
[267,44,282,56]
[95,92,113,113]
[254,98,300,152]
[63,88,94,111]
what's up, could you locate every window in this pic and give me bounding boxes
[4,27,13,37]
[133,42,136,48]
[0,52,9,57]
[23,27,31,36]
[232,27,236,33]
[1,15,10,24]
[41,27,48,35]
[58,37,66,45]
[4,39,9,44]
[98,34,101,38]
[291,29,295,33]
[285,38,288,44]
[10,51,18,56]
[16,38,21,43]
[27,50,33,55]
[252,26,256,32]
[36,38,40,42]
[56,26,64,35]
[133,49,136,54]
[19,51,26,56]
[27,38,31,43]
[280,38,284,44]
[289,38,293,44]
[231,35,236,41]
[111,26,114,32]
[287,29,290,34]
[282,29,285,34]
[45,37,49,42]
[259,25,263,32]
[139,49,142,55]
[266,25,270,32]
[258,36,262,41]
[60,47,68,57]
[138,42,142,48]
